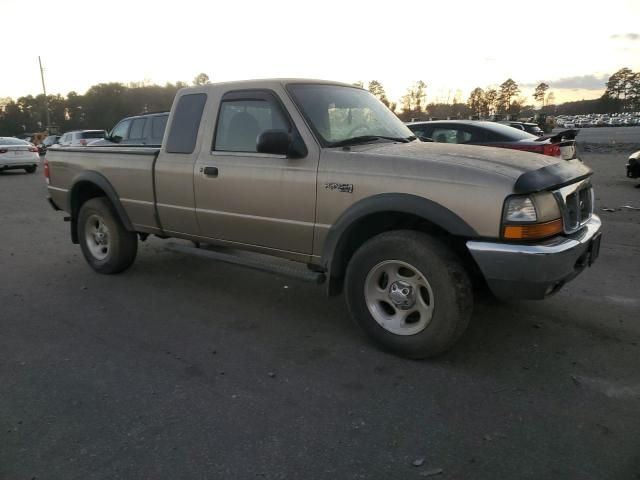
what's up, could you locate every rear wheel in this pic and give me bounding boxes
[345,230,473,358]
[78,197,137,274]
[24,166,36,173]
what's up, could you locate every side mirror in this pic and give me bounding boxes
[110,135,123,144]
[257,129,291,156]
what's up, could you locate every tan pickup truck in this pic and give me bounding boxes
[45,79,602,358]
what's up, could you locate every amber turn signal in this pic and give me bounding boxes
[503,218,563,240]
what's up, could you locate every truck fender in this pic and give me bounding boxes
[68,171,134,243]
[320,193,477,289]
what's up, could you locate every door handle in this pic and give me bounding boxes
[202,166,219,177]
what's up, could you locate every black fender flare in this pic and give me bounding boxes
[68,171,134,242]
[320,193,477,279]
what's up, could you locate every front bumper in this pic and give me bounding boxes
[467,215,602,300]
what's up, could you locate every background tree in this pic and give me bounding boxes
[605,68,640,110]
[605,68,633,100]
[399,81,428,119]
[367,80,390,107]
[497,78,520,113]
[533,82,549,107]
[484,88,498,116]
[546,92,555,106]
[192,73,211,86]
[467,87,486,117]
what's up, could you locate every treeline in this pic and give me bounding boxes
[361,68,638,121]
[0,82,186,136]
[0,69,636,137]
[360,78,538,121]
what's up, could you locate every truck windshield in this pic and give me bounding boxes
[288,84,414,147]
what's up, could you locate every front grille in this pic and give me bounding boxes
[554,181,594,233]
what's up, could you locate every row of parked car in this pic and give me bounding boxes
[556,112,640,128]
[1,112,169,173]
[45,112,169,151]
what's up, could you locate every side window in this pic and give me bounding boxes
[142,117,152,141]
[129,118,146,142]
[151,115,168,142]
[214,98,290,153]
[431,128,472,144]
[409,126,430,138]
[480,129,508,142]
[111,120,131,140]
[166,93,207,154]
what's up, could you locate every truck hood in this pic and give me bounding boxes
[350,141,592,193]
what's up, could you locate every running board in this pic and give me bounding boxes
[166,243,326,285]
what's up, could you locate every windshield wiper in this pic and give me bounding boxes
[329,135,412,148]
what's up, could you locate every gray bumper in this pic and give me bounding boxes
[467,215,602,300]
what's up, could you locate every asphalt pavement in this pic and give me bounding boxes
[554,126,640,153]
[1,150,639,479]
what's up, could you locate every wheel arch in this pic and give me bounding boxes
[68,171,134,244]
[320,193,478,295]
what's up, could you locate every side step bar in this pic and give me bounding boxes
[166,243,326,285]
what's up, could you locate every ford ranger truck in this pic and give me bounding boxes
[45,79,602,358]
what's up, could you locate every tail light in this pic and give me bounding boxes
[542,144,561,157]
[0,149,7,154]
[80,139,88,146]
[29,146,39,153]
[499,143,562,157]
[44,157,50,184]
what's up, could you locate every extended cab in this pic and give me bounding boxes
[45,79,602,358]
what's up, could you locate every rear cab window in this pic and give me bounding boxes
[166,94,207,154]
[81,131,105,139]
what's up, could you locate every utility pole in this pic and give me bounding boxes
[38,56,51,130]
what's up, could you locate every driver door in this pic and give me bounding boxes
[193,89,319,256]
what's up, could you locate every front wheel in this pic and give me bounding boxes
[78,197,138,274]
[24,166,36,173]
[345,230,473,359]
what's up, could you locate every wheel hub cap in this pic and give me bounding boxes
[388,281,415,310]
[85,214,110,260]
[363,260,435,336]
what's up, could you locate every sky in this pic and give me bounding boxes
[2,0,639,106]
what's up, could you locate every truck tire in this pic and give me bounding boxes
[77,197,137,274]
[344,230,473,359]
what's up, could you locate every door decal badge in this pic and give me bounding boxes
[324,183,354,193]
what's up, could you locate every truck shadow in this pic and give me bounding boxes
[129,241,636,380]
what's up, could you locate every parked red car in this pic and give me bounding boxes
[406,120,578,160]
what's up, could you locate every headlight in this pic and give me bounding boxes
[504,197,537,222]
[502,193,563,240]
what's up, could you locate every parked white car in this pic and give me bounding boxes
[0,137,40,173]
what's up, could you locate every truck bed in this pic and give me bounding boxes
[47,146,161,232]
